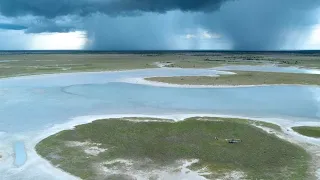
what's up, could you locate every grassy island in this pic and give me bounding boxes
[36,117,311,180]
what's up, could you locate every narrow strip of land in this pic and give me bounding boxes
[146,71,320,86]
[292,126,320,138]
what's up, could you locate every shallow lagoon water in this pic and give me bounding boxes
[0,69,319,133]
[1,83,319,133]
[0,67,319,179]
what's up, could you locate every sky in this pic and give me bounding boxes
[0,0,320,50]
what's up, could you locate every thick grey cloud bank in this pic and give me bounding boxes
[0,23,26,30]
[0,0,229,18]
[0,0,320,50]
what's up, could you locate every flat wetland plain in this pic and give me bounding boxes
[2,51,319,179]
[36,117,311,180]
[1,51,320,78]
[146,71,320,86]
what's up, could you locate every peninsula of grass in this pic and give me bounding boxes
[292,126,320,138]
[36,117,311,180]
[146,71,320,86]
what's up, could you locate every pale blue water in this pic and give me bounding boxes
[0,82,319,133]
[0,67,319,179]
[0,68,319,133]
[13,142,27,167]
[0,68,319,132]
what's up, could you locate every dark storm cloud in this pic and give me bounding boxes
[0,0,230,18]
[0,23,26,30]
[24,18,80,33]
[25,24,75,33]
[85,0,320,50]
[1,0,320,50]
[196,0,320,50]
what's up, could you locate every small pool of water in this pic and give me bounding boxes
[14,141,27,167]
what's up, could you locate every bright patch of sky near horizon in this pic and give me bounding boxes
[0,30,87,50]
[29,31,87,50]
[304,24,320,50]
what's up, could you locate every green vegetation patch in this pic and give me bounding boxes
[0,54,160,78]
[36,117,310,180]
[163,58,263,68]
[162,53,320,69]
[146,71,320,86]
[292,126,320,138]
